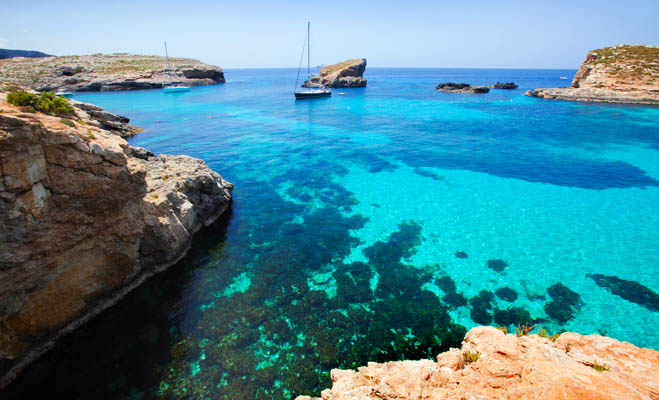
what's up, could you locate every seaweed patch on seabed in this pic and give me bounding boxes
[587,274,659,312]
[157,187,466,399]
[544,282,583,324]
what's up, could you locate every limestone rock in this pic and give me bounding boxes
[296,326,659,400]
[0,53,225,93]
[302,58,367,88]
[527,45,659,104]
[0,84,232,387]
[436,82,490,93]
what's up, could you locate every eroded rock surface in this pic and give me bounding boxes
[297,326,659,400]
[0,53,225,92]
[303,58,367,88]
[527,45,659,104]
[0,84,232,387]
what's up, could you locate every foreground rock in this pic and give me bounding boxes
[303,58,367,88]
[436,82,489,93]
[0,84,232,387]
[527,45,659,104]
[0,53,225,92]
[297,326,659,400]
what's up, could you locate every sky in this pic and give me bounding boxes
[1,0,657,69]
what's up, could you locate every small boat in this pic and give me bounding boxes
[337,92,346,96]
[559,76,569,79]
[294,22,331,100]
[162,41,190,93]
[55,91,74,98]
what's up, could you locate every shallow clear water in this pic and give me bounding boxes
[5,68,659,399]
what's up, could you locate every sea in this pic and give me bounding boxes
[4,68,659,399]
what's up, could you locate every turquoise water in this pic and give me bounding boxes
[4,68,659,399]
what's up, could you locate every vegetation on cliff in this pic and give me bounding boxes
[6,90,74,116]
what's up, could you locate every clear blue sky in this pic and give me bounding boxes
[1,0,657,69]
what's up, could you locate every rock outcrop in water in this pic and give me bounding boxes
[527,45,659,104]
[302,58,367,88]
[436,82,489,93]
[489,81,518,89]
[297,326,659,400]
[0,84,233,387]
[0,53,225,92]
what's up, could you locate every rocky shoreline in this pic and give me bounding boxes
[0,84,233,388]
[436,82,489,93]
[297,326,659,400]
[303,58,367,88]
[527,45,659,105]
[0,53,225,92]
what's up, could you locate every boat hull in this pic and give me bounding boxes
[295,91,331,99]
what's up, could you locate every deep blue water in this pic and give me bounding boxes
[4,68,659,400]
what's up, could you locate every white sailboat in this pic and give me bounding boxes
[294,22,331,99]
[162,41,190,93]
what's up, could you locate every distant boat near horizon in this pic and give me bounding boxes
[294,22,331,99]
[162,41,190,93]
[560,76,569,79]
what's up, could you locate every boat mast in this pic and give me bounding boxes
[307,21,310,79]
[164,41,173,86]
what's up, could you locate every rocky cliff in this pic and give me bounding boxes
[527,45,659,104]
[303,58,367,88]
[0,84,233,387]
[297,326,659,400]
[0,53,225,92]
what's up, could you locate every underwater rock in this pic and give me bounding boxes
[443,293,468,307]
[495,287,518,302]
[297,326,659,400]
[544,282,582,324]
[469,290,495,325]
[454,251,468,259]
[487,259,508,272]
[493,307,534,327]
[587,274,659,312]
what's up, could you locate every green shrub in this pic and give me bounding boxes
[7,90,74,116]
[464,351,480,364]
[87,129,96,139]
[59,118,75,128]
[591,361,609,372]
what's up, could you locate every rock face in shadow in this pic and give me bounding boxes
[0,84,232,387]
[0,53,225,92]
[303,58,367,88]
[297,326,659,400]
[436,82,489,93]
[527,45,659,104]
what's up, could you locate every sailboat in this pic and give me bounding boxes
[162,41,190,93]
[294,22,331,99]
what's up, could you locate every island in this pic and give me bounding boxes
[297,326,658,400]
[0,49,52,59]
[0,84,233,387]
[436,82,490,93]
[303,58,367,88]
[526,45,659,105]
[0,53,225,92]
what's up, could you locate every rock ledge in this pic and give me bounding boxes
[298,326,659,400]
[303,58,367,88]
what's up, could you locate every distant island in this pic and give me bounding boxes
[527,45,659,105]
[0,53,225,92]
[303,58,367,88]
[0,49,52,59]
